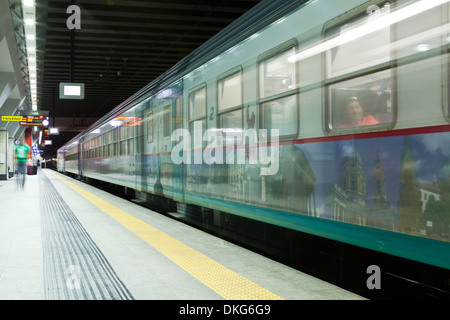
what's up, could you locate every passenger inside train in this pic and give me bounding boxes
[339,97,379,128]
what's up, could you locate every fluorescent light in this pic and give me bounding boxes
[59,83,85,99]
[110,120,121,127]
[64,85,81,96]
[23,0,37,111]
[49,128,59,135]
[416,44,430,51]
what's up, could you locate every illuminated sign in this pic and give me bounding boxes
[19,115,50,127]
[48,127,59,135]
[59,82,85,99]
[1,116,24,121]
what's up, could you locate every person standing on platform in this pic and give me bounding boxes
[14,138,30,188]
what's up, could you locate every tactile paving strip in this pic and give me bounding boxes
[48,170,284,300]
[39,173,134,300]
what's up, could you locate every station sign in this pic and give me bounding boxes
[19,115,49,127]
[48,127,59,135]
[1,116,24,122]
[17,110,50,126]
[59,82,85,99]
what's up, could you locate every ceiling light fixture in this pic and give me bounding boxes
[22,0,38,111]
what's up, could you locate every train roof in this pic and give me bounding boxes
[60,0,308,149]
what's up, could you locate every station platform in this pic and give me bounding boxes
[0,168,364,301]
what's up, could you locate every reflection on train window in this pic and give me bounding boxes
[128,139,134,155]
[174,97,183,130]
[260,95,297,137]
[218,71,242,112]
[219,108,242,129]
[189,86,206,120]
[328,70,393,129]
[259,47,296,98]
[163,107,171,137]
[189,86,207,149]
[325,3,391,79]
[146,112,153,142]
[258,45,298,137]
[218,70,243,140]
[120,140,126,156]
[324,3,394,132]
[189,119,206,149]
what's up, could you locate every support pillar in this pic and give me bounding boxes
[0,130,7,180]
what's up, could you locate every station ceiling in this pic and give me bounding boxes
[27,0,261,137]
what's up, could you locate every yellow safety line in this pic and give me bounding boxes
[47,170,283,300]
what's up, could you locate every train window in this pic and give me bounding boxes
[219,109,242,130]
[120,140,126,156]
[121,125,127,140]
[174,97,183,130]
[128,138,134,155]
[217,68,243,138]
[113,127,118,142]
[189,119,206,148]
[394,1,446,61]
[163,107,171,137]
[260,95,298,137]
[146,112,153,142]
[189,85,207,148]
[189,86,206,120]
[328,70,393,129]
[218,70,242,112]
[259,46,296,98]
[324,2,394,133]
[258,40,298,138]
[127,124,134,139]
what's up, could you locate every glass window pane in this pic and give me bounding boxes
[128,139,134,155]
[219,109,242,130]
[218,72,242,111]
[325,3,391,79]
[260,95,297,136]
[189,119,206,149]
[146,112,153,142]
[189,87,206,120]
[163,108,171,137]
[259,47,296,98]
[327,69,393,130]
[394,2,446,60]
[175,97,183,129]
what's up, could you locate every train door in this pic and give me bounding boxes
[78,137,83,178]
[171,94,185,204]
[141,104,156,196]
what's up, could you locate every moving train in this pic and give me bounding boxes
[57,0,450,298]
